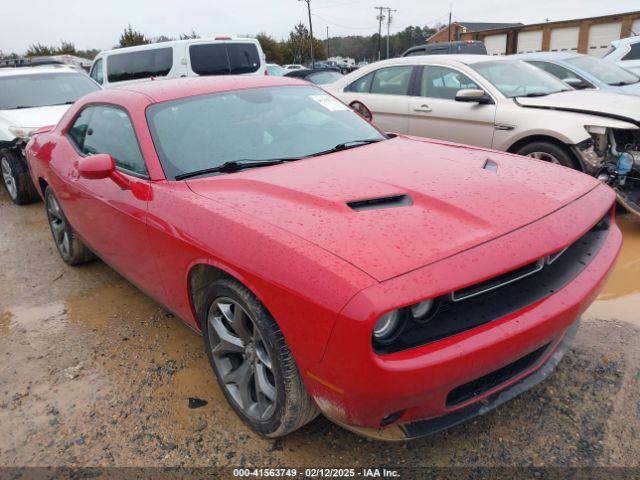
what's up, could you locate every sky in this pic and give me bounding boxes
[2,0,639,54]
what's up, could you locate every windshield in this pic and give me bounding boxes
[0,72,99,110]
[470,60,571,98]
[146,86,385,179]
[565,55,639,85]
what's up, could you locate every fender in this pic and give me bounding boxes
[513,99,640,128]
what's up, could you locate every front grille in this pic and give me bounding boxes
[446,343,550,407]
[374,211,611,355]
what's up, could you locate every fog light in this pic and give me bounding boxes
[373,310,403,344]
[380,409,405,427]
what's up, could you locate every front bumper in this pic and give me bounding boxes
[334,318,579,440]
[305,185,621,438]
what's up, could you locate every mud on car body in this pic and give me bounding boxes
[0,62,99,204]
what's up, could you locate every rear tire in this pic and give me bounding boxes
[1,149,40,205]
[515,141,579,170]
[202,277,319,437]
[44,186,95,266]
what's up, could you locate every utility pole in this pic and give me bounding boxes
[326,26,330,58]
[385,7,397,59]
[299,0,314,67]
[375,6,385,61]
[448,9,452,42]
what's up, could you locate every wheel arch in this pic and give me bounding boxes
[186,261,269,332]
[506,134,584,171]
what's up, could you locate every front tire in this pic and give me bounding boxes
[1,149,40,205]
[515,141,579,170]
[44,186,95,266]
[202,278,319,437]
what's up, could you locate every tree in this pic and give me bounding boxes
[76,48,100,60]
[57,41,77,55]
[282,23,326,65]
[25,43,55,57]
[118,25,149,48]
[180,30,200,40]
[256,33,284,64]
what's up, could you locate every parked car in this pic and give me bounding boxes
[27,75,620,440]
[603,36,640,75]
[515,52,640,95]
[89,37,266,88]
[402,40,487,57]
[283,64,304,71]
[284,68,343,85]
[266,63,286,76]
[0,64,100,204]
[326,55,640,214]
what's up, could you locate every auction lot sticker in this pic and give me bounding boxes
[309,94,350,111]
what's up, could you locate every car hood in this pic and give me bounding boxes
[187,137,599,281]
[515,90,640,125]
[0,104,70,128]
[617,81,640,96]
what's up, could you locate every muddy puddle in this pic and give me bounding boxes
[584,214,640,326]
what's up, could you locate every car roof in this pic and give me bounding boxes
[108,75,310,103]
[97,36,259,57]
[364,54,515,67]
[513,52,581,61]
[0,64,79,77]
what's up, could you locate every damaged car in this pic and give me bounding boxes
[0,62,100,204]
[326,55,640,215]
[26,76,621,439]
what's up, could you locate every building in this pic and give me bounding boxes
[427,22,523,44]
[459,10,640,56]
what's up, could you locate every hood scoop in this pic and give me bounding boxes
[347,194,413,212]
[483,159,498,173]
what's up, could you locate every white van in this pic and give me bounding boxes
[89,37,266,87]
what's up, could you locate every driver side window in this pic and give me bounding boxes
[419,66,479,100]
[68,105,148,176]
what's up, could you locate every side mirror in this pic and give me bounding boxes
[455,89,493,104]
[564,77,590,89]
[78,154,115,180]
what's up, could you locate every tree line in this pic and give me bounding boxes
[1,23,437,64]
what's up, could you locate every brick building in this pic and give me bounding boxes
[427,22,523,44]
[458,10,640,56]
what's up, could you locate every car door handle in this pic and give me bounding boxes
[413,104,432,113]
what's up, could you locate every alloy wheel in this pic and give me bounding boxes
[46,194,71,258]
[1,157,17,200]
[526,151,560,164]
[208,297,277,421]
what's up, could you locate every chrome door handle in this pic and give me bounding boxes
[413,104,432,113]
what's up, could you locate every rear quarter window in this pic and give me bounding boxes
[107,47,173,83]
[189,43,261,75]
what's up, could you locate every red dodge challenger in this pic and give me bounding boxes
[26,76,621,440]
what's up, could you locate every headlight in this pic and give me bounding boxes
[8,126,37,139]
[410,299,437,322]
[373,310,404,344]
[373,298,439,345]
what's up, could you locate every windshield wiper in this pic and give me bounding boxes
[49,101,76,106]
[174,157,301,180]
[307,138,385,157]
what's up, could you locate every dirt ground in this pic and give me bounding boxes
[1,185,640,469]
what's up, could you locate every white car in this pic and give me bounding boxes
[327,55,640,214]
[0,64,100,204]
[603,36,640,75]
[283,64,304,71]
[89,37,267,88]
